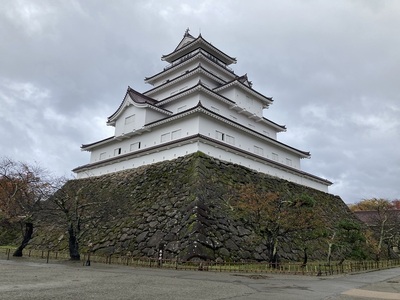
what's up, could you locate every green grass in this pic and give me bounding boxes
[0,245,16,249]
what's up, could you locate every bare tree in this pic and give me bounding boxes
[0,157,55,256]
[48,178,109,260]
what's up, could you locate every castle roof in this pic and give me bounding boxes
[144,48,237,85]
[107,86,172,126]
[144,64,226,96]
[161,30,237,65]
[214,76,273,107]
[155,80,236,106]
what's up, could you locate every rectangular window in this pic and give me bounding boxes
[211,106,220,113]
[177,105,187,112]
[215,130,224,141]
[161,132,170,142]
[99,152,107,160]
[225,134,235,145]
[130,142,141,151]
[272,153,279,161]
[254,146,263,155]
[125,115,135,125]
[114,148,121,156]
[171,129,181,140]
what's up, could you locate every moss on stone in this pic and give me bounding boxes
[25,152,373,261]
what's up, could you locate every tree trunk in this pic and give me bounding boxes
[327,242,333,266]
[377,216,387,261]
[327,232,336,266]
[269,237,279,268]
[302,247,308,267]
[13,222,33,257]
[68,224,80,260]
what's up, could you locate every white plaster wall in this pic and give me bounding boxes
[235,89,265,116]
[144,109,168,124]
[197,143,328,192]
[79,140,327,193]
[89,116,200,164]
[218,88,264,117]
[197,116,301,169]
[161,94,200,113]
[114,105,146,136]
[79,142,200,179]
[148,73,217,100]
[198,96,279,139]
[114,107,168,138]
[216,87,235,101]
[93,110,294,167]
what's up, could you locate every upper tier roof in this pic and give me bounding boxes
[214,76,274,107]
[145,48,237,85]
[161,30,237,65]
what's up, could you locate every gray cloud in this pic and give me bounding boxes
[1,0,399,203]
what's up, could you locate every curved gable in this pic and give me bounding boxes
[107,87,171,126]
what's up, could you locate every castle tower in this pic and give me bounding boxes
[73,30,331,192]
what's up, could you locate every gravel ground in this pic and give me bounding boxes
[1,255,400,300]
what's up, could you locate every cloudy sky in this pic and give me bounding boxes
[1,0,399,203]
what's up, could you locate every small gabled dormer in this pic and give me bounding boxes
[107,87,172,137]
[214,75,273,119]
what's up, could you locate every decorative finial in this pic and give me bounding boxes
[185,28,190,36]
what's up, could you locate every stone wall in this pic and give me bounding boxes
[28,152,369,261]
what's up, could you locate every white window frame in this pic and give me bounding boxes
[286,158,292,166]
[225,134,235,145]
[211,106,220,112]
[161,132,170,142]
[177,105,187,112]
[114,148,122,156]
[215,130,224,141]
[99,152,107,160]
[272,153,279,161]
[125,114,135,125]
[171,129,182,140]
[254,146,263,155]
[130,142,141,151]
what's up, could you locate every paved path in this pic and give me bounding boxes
[1,257,400,299]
